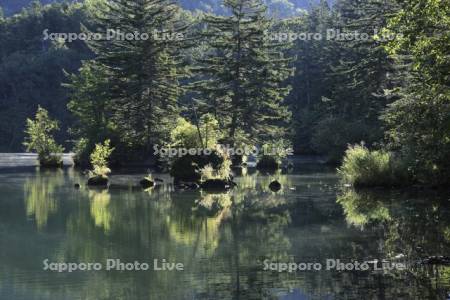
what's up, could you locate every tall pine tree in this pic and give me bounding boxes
[192,0,292,147]
[310,0,398,161]
[68,0,186,159]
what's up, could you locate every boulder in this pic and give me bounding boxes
[87,175,109,187]
[201,179,232,192]
[74,183,81,189]
[140,178,154,189]
[269,180,282,192]
[170,152,225,183]
[39,156,63,168]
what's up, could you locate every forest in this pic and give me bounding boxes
[1,0,449,187]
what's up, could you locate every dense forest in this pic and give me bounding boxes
[0,0,329,16]
[1,0,449,186]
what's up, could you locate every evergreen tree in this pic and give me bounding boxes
[284,0,337,153]
[192,0,292,147]
[310,0,398,161]
[71,0,186,155]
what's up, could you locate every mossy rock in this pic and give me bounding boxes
[140,178,154,189]
[87,175,109,187]
[170,155,202,183]
[256,155,280,171]
[170,152,224,183]
[39,156,63,168]
[269,180,282,192]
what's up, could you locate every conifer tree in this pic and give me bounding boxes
[310,0,398,160]
[192,0,292,147]
[284,0,337,153]
[70,0,186,154]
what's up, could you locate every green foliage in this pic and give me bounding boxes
[170,151,227,182]
[23,106,64,167]
[337,188,392,228]
[311,118,380,164]
[200,154,232,181]
[0,1,92,151]
[338,144,411,187]
[66,61,115,165]
[192,0,293,146]
[380,0,450,185]
[75,0,185,151]
[287,0,397,158]
[261,139,292,162]
[89,139,114,177]
[170,117,201,149]
[170,114,222,149]
[198,114,222,148]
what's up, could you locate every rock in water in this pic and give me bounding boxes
[201,179,231,192]
[256,155,280,171]
[87,176,109,187]
[74,183,81,189]
[140,178,154,189]
[269,180,282,192]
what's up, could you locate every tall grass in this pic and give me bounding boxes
[338,144,411,187]
[200,156,232,181]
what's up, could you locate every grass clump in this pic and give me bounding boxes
[200,158,232,182]
[338,144,411,187]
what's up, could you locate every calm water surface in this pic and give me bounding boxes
[0,162,449,299]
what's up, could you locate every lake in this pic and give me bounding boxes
[0,155,449,299]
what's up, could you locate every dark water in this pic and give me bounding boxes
[0,164,449,300]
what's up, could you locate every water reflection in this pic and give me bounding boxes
[337,188,450,299]
[0,168,449,299]
[337,189,391,228]
[23,169,64,230]
[89,190,112,232]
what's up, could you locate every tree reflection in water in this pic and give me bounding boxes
[6,168,450,299]
[337,187,450,299]
[23,168,64,230]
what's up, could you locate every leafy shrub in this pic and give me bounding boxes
[170,117,201,149]
[89,139,114,177]
[23,106,64,167]
[338,144,411,187]
[170,114,222,149]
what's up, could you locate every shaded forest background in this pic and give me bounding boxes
[0,0,332,153]
[0,0,448,186]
